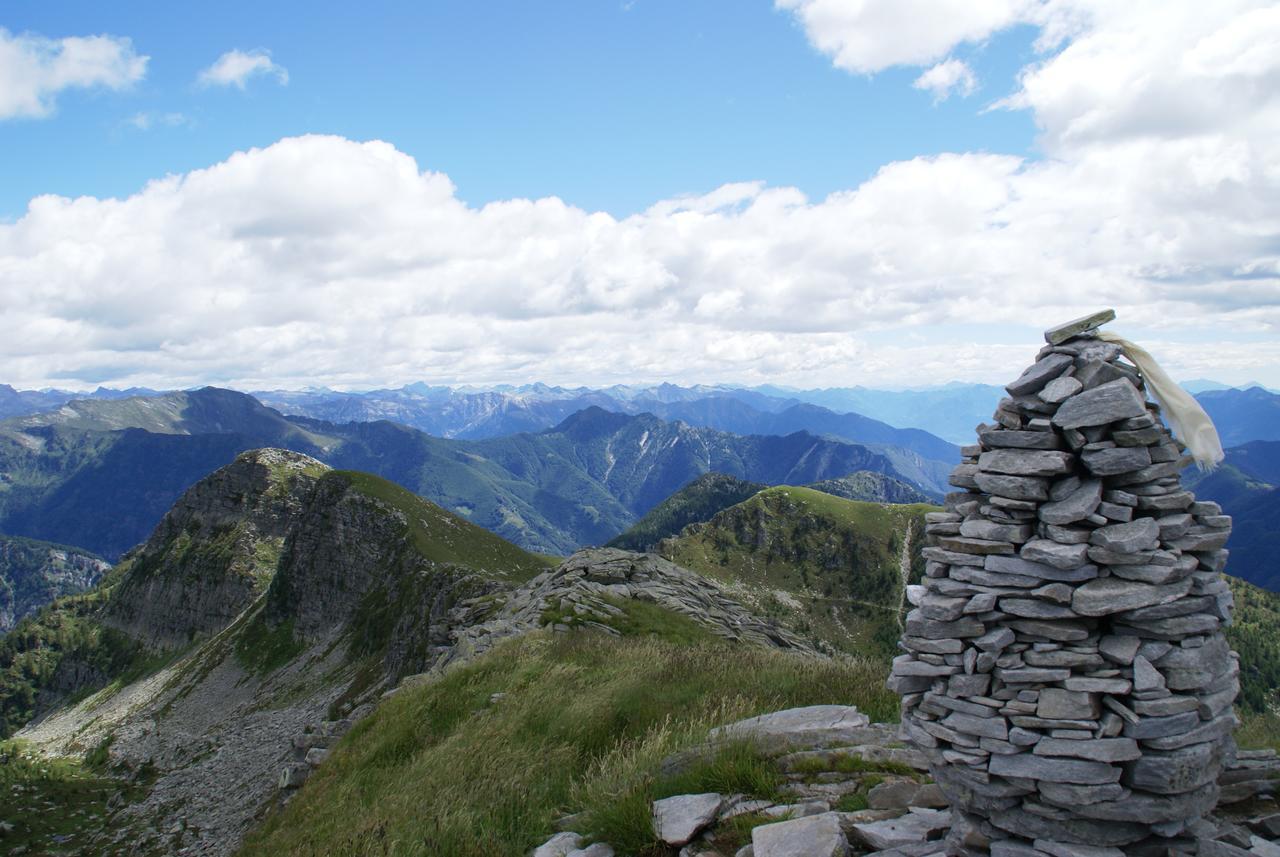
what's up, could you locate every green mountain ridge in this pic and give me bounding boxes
[658,486,936,658]
[0,390,945,568]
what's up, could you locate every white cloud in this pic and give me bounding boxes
[197,49,288,89]
[0,28,147,119]
[774,0,1029,73]
[1,3,1278,391]
[913,58,977,101]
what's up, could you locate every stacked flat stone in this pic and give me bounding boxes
[889,310,1239,856]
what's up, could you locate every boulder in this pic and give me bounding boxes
[653,793,723,846]
[752,812,849,857]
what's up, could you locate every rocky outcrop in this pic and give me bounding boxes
[103,448,328,648]
[891,311,1240,854]
[0,535,109,631]
[442,548,817,669]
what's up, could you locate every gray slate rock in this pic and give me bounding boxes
[652,793,722,846]
[752,812,848,857]
[1052,380,1147,429]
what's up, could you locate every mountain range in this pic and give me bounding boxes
[0,388,949,562]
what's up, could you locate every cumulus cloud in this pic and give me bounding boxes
[1,3,1277,391]
[913,58,977,101]
[197,49,288,89]
[774,0,1028,73]
[0,28,147,119]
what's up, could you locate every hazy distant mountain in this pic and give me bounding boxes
[0,391,939,560]
[1186,440,1280,591]
[0,384,163,420]
[748,383,1005,444]
[1195,387,1280,446]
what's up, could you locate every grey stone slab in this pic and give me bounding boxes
[961,519,1035,543]
[1062,677,1132,694]
[1141,712,1234,750]
[990,806,1146,847]
[1044,310,1116,345]
[989,753,1121,785]
[1007,618,1090,642]
[1023,649,1104,670]
[942,711,1010,740]
[1073,781,1217,824]
[709,705,871,751]
[1052,380,1147,429]
[1081,445,1152,476]
[752,812,848,857]
[1037,781,1129,807]
[1071,576,1192,617]
[905,613,986,640]
[1032,737,1140,762]
[851,808,951,852]
[1098,635,1140,665]
[986,555,1099,583]
[1020,539,1090,569]
[1008,353,1075,395]
[1040,376,1083,404]
[1089,517,1160,554]
[1121,711,1200,739]
[981,429,1064,450]
[1114,613,1219,638]
[999,667,1072,684]
[1124,742,1218,794]
[1132,655,1165,693]
[892,656,959,677]
[1038,479,1103,525]
[1037,688,1100,720]
[974,473,1052,502]
[980,449,1075,477]
[938,536,1016,556]
[652,793,723,846]
[999,599,1080,620]
[974,627,1016,652]
[1043,524,1092,544]
[1131,694,1198,717]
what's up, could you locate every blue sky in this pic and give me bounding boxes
[2,1,1040,219]
[1,1,1277,392]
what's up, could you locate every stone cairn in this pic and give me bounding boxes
[889,310,1239,856]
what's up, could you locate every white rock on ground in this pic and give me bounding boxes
[567,844,615,857]
[653,793,724,846]
[709,706,870,751]
[532,831,582,857]
[851,807,950,851]
[751,811,848,857]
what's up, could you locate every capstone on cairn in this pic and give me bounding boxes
[890,309,1238,856]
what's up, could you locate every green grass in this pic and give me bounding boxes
[786,751,916,778]
[234,615,303,675]
[336,470,556,583]
[0,740,142,853]
[660,486,935,658]
[238,630,895,857]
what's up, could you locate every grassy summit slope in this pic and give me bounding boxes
[337,470,555,583]
[658,486,935,658]
[606,473,766,551]
[239,630,895,857]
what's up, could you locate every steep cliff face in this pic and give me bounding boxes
[102,448,328,648]
[0,535,109,631]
